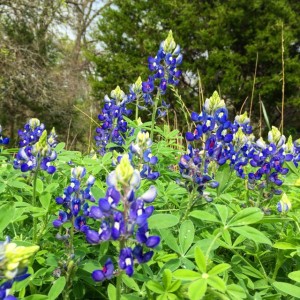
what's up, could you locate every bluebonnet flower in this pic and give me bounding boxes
[84,154,160,279]
[53,167,96,240]
[232,111,253,135]
[13,119,57,174]
[129,129,160,180]
[92,259,114,282]
[142,30,182,115]
[277,193,291,213]
[180,92,233,197]
[95,86,133,155]
[95,32,183,155]
[0,237,39,300]
[245,127,292,197]
[0,126,9,145]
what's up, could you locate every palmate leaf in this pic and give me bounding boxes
[272,281,300,298]
[162,269,172,290]
[168,280,181,293]
[208,263,231,276]
[288,271,300,283]
[215,163,231,196]
[226,284,247,299]
[188,279,207,300]
[159,229,181,254]
[189,210,221,223]
[0,202,15,233]
[214,204,229,225]
[230,226,272,245]
[148,214,179,229]
[107,284,116,300]
[122,275,140,292]
[179,220,195,254]
[173,269,201,280]
[48,277,66,300]
[227,207,263,227]
[207,275,226,292]
[146,281,164,294]
[195,246,206,273]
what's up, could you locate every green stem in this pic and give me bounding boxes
[205,229,223,262]
[181,188,196,222]
[116,236,125,300]
[255,254,268,280]
[32,162,40,243]
[116,271,123,300]
[272,254,285,281]
[70,216,75,255]
[135,96,139,121]
[150,94,160,141]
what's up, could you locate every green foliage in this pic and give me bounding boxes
[89,0,300,134]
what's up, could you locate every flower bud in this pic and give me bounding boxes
[29,118,41,129]
[204,91,225,115]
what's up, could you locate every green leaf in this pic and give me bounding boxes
[189,210,221,223]
[157,294,168,300]
[148,214,179,229]
[228,207,263,227]
[162,269,172,290]
[257,216,293,224]
[168,280,181,293]
[273,242,298,249]
[23,295,48,300]
[214,204,229,225]
[188,279,207,300]
[173,269,201,280]
[240,265,264,279]
[230,226,272,245]
[215,164,231,196]
[0,202,15,233]
[107,283,116,300]
[36,178,44,194]
[232,234,246,247]
[288,271,300,283]
[272,281,300,298]
[207,275,226,292]
[159,229,181,253]
[208,263,231,275]
[285,161,299,175]
[226,284,247,299]
[7,180,32,190]
[260,99,271,130]
[195,246,206,273]
[45,183,59,193]
[54,142,65,152]
[180,257,195,270]
[179,220,194,254]
[48,277,66,300]
[40,192,51,210]
[122,275,140,292]
[160,258,181,273]
[222,229,232,246]
[146,281,164,294]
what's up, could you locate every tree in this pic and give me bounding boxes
[0,0,109,148]
[89,0,300,135]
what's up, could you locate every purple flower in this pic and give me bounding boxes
[142,77,155,94]
[85,229,100,244]
[92,259,114,282]
[111,212,125,240]
[119,248,134,276]
[53,211,68,227]
[132,245,153,264]
[136,224,160,248]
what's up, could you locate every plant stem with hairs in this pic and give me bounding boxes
[32,160,40,243]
